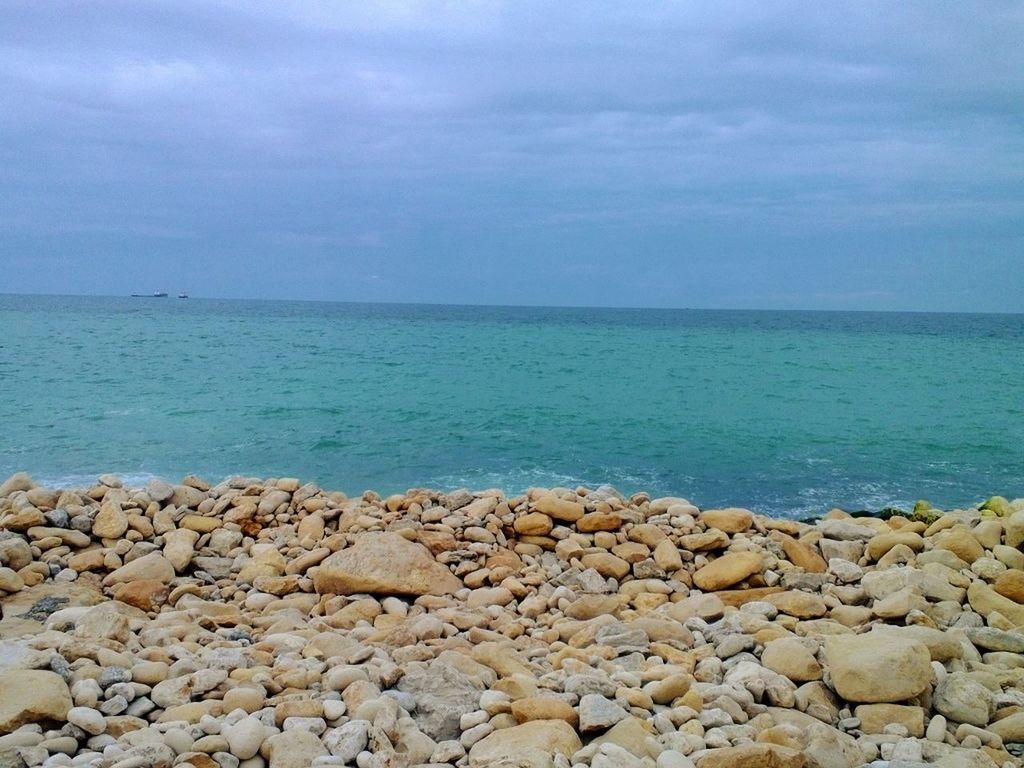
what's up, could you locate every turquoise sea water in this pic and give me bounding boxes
[1,295,1021,517]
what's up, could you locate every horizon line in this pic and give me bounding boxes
[0,290,1021,317]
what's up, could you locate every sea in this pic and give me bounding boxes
[1,294,1022,518]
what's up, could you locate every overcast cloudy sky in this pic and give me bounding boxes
[1,2,1022,309]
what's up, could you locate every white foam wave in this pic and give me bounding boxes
[34,471,164,490]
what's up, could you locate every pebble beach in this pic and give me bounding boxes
[2,472,1024,768]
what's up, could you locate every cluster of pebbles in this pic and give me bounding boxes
[1,472,1024,768]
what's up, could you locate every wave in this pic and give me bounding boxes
[33,471,165,490]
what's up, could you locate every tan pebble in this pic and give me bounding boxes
[510,696,578,726]
[692,552,763,591]
[761,638,821,682]
[696,743,804,768]
[131,661,169,685]
[92,501,129,539]
[653,540,683,571]
[680,689,702,712]
[756,724,803,749]
[67,549,106,573]
[612,542,650,563]
[700,508,754,534]
[775,533,827,573]
[103,551,174,586]
[179,514,222,533]
[532,495,584,522]
[17,569,45,587]
[678,529,729,551]
[933,528,985,564]
[647,673,693,705]
[855,704,925,737]
[0,566,25,592]
[112,579,170,611]
[274,699,322,726]
[766,590,827,619]
[629,524,668,547]
[993,570,1024,603]
[223,686,267,713]
[828,605,873,627]
[577,513,623,532]
[513,513,553,536]
[580,553,630,580]
[865,531,924,561]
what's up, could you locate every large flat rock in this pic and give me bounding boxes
[469,719,583,767]
[824,634,931,703]
[0,669,73,731]
[312,532,462,596]
[0,578,105,638]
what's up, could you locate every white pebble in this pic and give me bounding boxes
[67,707,106,736]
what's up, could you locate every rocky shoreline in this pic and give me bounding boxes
[1,473,1023,768]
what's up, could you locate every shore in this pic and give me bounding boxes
[1,473,1023,768]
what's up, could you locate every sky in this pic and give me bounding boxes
[1,1,1022,310]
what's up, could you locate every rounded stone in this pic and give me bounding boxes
[823,635,931,703]
[693,552,763,591]
[67,706,107,735]
[933,673,994,726]
[224,715,266,760]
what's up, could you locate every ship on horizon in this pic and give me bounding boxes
[130,292,168,298]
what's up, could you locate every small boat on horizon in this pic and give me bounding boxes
[178,293,189,299]
[130,292,168,298]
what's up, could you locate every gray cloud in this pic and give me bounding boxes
[1,1,1022,308]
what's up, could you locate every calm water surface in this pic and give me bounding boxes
[1,295,1021,517]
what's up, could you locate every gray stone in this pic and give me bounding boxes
[192,557,235,580]
[0,642,50,674]
[578,694,628,732]
[594,622,649,653]
[98,667,131,687]
[818,521,875,541]
[781,572,829,591]
[66,706,105,735]
[145,479,175,502]
[396,660,485,741]
[43,509,70,528]
[965,627,1024,654]
[819,539,865,562]
[933,673,994,726]
[564,674,617,698]
[113,744,176,768]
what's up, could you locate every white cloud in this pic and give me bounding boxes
[0,1,1021,307]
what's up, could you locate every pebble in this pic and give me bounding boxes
[65,708,106,736]
[0,475,1021,768]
